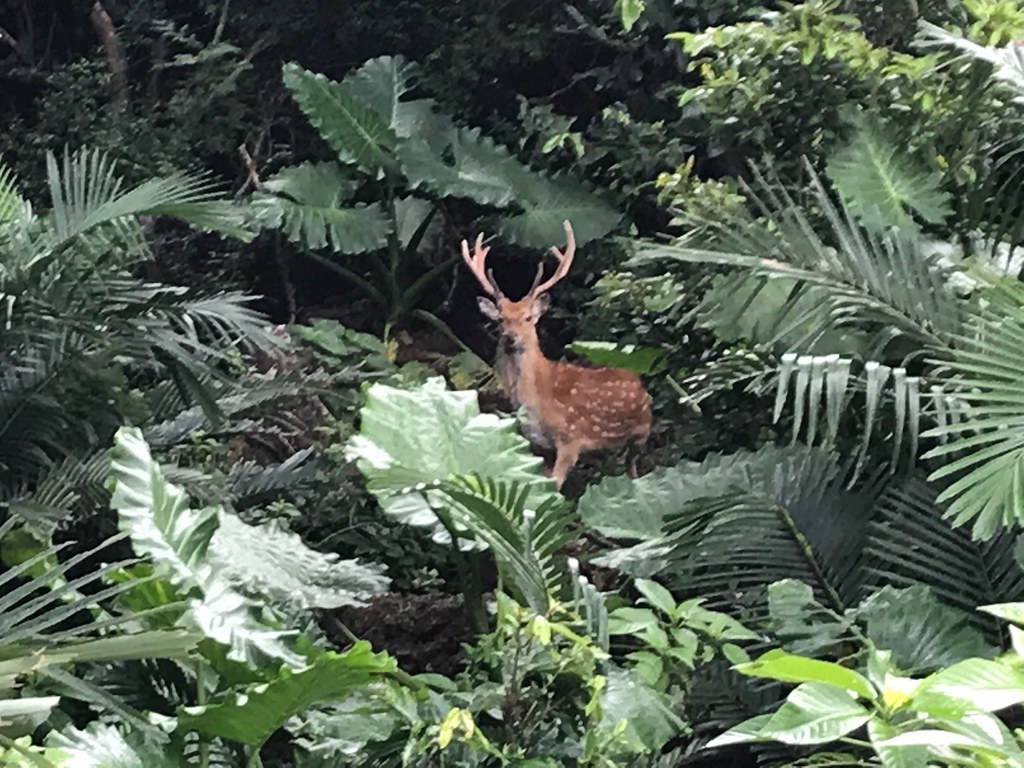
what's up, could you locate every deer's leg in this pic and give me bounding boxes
[551,442,581,491]
[625,434,648,479]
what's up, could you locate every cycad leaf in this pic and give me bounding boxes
[345,377,556,545]
[177,642,395,746]
[925,308,1024,540]
[282,63,396,171]
[861,477,1024,626]
[827,111,952,229]
[108,427,301,668]
[253,162,389,253]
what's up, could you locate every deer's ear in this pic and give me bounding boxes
[529,292,550,321]
[477,297,500,321]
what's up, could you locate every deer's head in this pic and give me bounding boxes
[462,221,576,351]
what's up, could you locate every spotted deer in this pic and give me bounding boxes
[462,220,651,490]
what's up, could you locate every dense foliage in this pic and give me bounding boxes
[4,0,1024,766]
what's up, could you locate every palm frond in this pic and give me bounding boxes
[632,158,965,353]
[41,147,251,260]
[0,160,24,225]
[922,301,1024,539]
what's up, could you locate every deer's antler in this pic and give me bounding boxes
[528,220,576,297]
[461,232,502,298]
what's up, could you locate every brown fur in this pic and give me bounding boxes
[475,273,651,490]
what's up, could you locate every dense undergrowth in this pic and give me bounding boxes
[4,0,1024,765]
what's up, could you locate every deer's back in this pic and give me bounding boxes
[535,361,651,449]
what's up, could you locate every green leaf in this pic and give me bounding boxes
[634,579,676,616]
[757,682,870,745]
[826,110,952,229]
[851,585,995,675]
[868,719,929,768]
[768,579,853,657]
[397,128,521,207]
[925,306,1024,540]
[345,378,555,543]
[735,649,875,700]
[567,341,667,375]
[282,62,395,171]
[619,0,645,31]
[498,171,621,248]
[597,666,688,752]
[46,723,188,768]
[978,601,1024,626]
[341,55,454,148]
[705,714,774,748]
[607,607,660,635]
[912,658,1024,715]
[253,162,389,253]
[209,512,390,612]
[108,427,301,668]
[178,642,394,746]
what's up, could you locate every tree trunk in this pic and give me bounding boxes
[89,1,127,118]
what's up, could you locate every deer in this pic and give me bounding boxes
[461,220,651,491]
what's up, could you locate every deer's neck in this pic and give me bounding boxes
[501,336,553,414]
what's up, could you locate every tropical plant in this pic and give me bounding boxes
[0,148,285,533]
[704,587,1024,766]
[251,56,622,352]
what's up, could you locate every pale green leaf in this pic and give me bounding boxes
[634,579,676,616]
[912,658,1024,714]
[758,682,870,745]
[46,723,188,768]
[109,427,302,668]
[345,378,556,544]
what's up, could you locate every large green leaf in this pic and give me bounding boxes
[341,55,454,148]
[851,585,995,675]
[209,513,390,613]
[253,162,390,253]
[282,62,396,171]
[498,171,621,248]
[598,665,688,753]
[826,111,952,229]
[177,642,394,746]
[345,378,555,544]
[912,658,1024,715]
[708,682,870,747]
[397,128,521,207]
[46,723,188,768]
[108,427,301,668]
[758,682,871,745]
